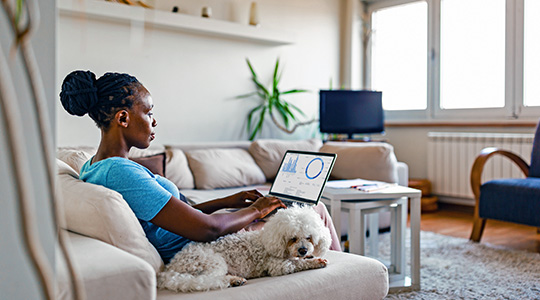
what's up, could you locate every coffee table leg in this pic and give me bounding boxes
[349,207,362,254]
[368,213,379,257]
[410,195,421,290]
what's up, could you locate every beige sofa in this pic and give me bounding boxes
[56,139,408,300]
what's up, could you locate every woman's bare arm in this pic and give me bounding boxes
[150,195,284,242]
[192,189,264,214]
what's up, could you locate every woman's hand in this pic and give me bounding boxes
[250,196,286,219]
[224,189,264,208]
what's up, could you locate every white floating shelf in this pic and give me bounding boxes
[58,0,295,45]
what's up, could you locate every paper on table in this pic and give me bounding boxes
[326,178,397,192]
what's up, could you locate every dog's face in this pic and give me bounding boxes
[286,235,315,259]
[260,206,331,259]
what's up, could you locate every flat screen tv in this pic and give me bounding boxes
[319,90,384,139]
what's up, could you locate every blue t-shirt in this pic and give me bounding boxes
[80,157,191,263]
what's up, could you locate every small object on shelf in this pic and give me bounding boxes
[138,0,153,9]
[172,6,179,13]
[249,2,259,26]
[202,6,212,18]
[58,0,296,45]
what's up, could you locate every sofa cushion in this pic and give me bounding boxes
[56,159,164,272]
[128,145,166,158]
[186,148,266,189]
[56,147,95,174]
[249,139,324,180]
[164,148,195,190]
[156,250,389,300]
[320,142,399,183]
[130,153,166,177]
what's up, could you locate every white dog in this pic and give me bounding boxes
[157,205,332,292]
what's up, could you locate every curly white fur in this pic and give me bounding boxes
[157,206,332,292]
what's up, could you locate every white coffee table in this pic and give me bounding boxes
[321,185,421,292]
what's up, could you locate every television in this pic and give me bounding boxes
[319,90,384,139]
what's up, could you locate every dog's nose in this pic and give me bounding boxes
[298,247,308,256]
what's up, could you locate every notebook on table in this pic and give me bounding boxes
[266,150,337,207]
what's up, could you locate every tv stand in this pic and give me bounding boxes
[348,134,372,142]
[325,134,386,143]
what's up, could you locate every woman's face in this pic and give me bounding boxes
[126,91,157,149]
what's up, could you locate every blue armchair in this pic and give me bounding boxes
[470,123,540,242]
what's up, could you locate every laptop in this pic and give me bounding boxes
[266,150,337,207]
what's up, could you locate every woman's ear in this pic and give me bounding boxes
[115,110,130,128]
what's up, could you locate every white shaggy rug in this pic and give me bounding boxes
[373,231,540,299]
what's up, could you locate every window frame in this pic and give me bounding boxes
[365,0,540,123]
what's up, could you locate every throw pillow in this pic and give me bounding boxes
[163,148,195,190]
[130,153,166,177]
[56,147,95,174]
[56,159,164,272]
[185,148,266,189]
[319,142,399,183]
[248,139,324,180]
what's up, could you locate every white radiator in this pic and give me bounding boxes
[427,132,534,205]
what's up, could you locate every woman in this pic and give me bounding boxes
[60,70,340,264]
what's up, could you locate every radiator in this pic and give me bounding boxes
[427,132,534,205]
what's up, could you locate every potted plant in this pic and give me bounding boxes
[238,58,316,140]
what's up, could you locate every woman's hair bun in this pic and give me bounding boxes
[59,70,100,116]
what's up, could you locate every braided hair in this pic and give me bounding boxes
[60,70,146,129]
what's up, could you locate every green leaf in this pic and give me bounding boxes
[276,71,283,86]
[282,102,297,120]
[289,103,307,117]
[246,59,270,97]
[272,58,280,94]
[282,89,309,95]
[235,91,258,99]
[250,107,267,140]
[247,105,264,134]
[275,103,291,128]
[16,0,24,25]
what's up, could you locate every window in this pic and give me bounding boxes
[371,2,427,111]
[523,0,540,107]
[367,0,538,121]
[440,0,505,109]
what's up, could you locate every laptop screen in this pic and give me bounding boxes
[269,150,336,204]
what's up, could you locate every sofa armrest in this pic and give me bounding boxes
[396,162,409,187]
[56,232,157,300]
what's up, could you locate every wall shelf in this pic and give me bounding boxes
[58,0,295,45]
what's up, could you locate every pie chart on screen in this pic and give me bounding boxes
[305,158,324,180]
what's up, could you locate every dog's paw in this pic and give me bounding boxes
[312,258,327,268]
[229,276,247,287]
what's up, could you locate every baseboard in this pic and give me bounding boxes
[436,195,475,207]
[437,202,474,214]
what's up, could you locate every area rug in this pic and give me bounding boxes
[373,231,540,299]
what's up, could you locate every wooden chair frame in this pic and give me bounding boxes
[469,147,530,242]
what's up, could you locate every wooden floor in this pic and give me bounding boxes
[415,203,540,253]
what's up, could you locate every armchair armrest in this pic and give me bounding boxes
[470,147,530,201]
[469,147,531,242]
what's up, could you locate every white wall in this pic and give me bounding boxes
[57,0,342,146]
[0,0,56,299]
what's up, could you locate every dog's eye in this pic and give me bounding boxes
[307,236,312,241]
[290,237,297,243]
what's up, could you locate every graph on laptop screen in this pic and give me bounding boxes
[271,152,334,202]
